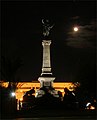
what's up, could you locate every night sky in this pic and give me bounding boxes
[1,1,96,93]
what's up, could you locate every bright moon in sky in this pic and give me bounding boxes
[73,27,78,32]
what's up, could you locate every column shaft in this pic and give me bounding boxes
[42,40,51,73]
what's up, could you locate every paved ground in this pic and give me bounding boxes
[14,116,96,120]
[1,109,96,120]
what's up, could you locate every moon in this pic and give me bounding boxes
[73,27,79,32]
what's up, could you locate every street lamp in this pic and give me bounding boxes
[11,92,16,97]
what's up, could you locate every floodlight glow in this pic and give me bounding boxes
[11,92,16,97]
[20,98,23,101]
[90,106,95,110]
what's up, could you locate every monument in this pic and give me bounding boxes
[35,19,59,97]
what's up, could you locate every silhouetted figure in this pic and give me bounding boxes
[58,91,63,101]
[63,88,77,109]
[22,88,35,109]
[26,87,35,95]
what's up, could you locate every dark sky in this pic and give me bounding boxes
[1,0,96,92]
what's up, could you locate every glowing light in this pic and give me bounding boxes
[86,102,91,107]
[0,82,9,88]
[20,98,23,101]
[86,102,95,110]
[73,27,78,32]
[12,82,74,100]
[72,92,75,96]
[90,106,95,110]
[11,92,16,97]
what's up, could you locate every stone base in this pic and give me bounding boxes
[36,75,59,98]
[38,77,55,88]
[38,76,55,88]
[35,88,59,98]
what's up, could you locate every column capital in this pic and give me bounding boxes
[42,40,51,46]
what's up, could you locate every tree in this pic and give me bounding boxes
[1,56,23,90]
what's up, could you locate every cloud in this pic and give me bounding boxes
[66,20,96,48]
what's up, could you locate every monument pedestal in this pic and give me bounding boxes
[35,75,59,98]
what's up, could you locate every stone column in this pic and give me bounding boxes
[41,40,52,75]
[36,39,59,98]
[38,40,55,88]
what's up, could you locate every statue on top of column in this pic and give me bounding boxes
[42,19,54,37]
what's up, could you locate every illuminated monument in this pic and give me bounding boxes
[36,19,59,97]
[0,19,76,103]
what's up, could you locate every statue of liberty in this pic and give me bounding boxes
[42,19,54,37]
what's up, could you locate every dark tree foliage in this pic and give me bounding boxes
[1,56,23,89]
